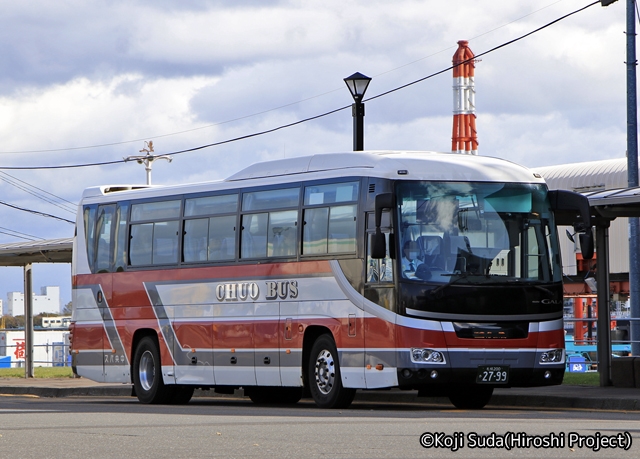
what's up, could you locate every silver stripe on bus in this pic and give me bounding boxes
[405,307,563,322]
[537,318,564,332]
[79,284,129,368]
[153,276,346,305]
[144,282,199,368]
[330,260,399,325]
[446,348,539,353]
[395,315,444,331]
[441,322,455,332]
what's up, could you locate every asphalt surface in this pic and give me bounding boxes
[1,377,639,410]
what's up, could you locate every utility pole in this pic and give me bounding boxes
[124,141,173,185]
[623,0,640,355]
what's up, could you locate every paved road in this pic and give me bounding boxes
[1,377,640,411]
[0,395,639,458]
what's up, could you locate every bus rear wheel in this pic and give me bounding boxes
[448,386,494,409]
[307,334,355,409]
[132,336,171,404]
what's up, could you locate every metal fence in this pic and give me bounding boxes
[564,316,640,372]
[0,335,71,369]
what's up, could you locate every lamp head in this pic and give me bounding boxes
[344,72,371,101]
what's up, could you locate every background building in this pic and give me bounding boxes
[4,286,61,316]
[536,157,631,348]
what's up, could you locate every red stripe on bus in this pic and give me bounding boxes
[73,260,333,286]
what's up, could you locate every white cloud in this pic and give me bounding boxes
[0,0,631,304]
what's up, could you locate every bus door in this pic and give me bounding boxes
[72,205,105,381]
[93,203,132,382]
[364,211,398,388]
[90,204,119,380]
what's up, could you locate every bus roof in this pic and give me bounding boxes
[80,151,544,201]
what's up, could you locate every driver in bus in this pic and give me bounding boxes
[401,240,423,277]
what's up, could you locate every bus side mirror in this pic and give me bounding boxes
[548,189,592,229]
[579,228,594,260]
[371,193,395,259]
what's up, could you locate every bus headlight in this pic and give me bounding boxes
[411,348,446,364]
[539,349,564,364]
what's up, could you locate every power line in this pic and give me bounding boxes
[0,201,74,224]
[367,1,600,103]
[0,1,601,171]
[0,171,77,206]
[0,226,44,241]
[0,171,77,213]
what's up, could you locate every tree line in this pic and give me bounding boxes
[1,302,72,329]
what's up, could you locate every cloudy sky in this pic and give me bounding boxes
[0,0,628,308]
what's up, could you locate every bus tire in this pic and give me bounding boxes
[308,334,355,409]
[448,386,493,409]
[167,385,195,404]
[132,336,170,404]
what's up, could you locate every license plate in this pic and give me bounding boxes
[476,365,509,384]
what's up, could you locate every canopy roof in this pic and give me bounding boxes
[0,238,72,267]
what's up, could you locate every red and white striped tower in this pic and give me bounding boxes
[451,40,478,155]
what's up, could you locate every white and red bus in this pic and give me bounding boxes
[70,151,591,409]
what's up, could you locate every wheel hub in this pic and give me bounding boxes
[139,350,156,391]
[314,349,335,395]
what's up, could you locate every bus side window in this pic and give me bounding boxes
[83,206,97,273]
[152,221,179,264]
[303,207,329,254]
[241,213,268,259]
[328,205,357,253]
[130,223,153,266]
[95,204,115,273]
[114,202,129,272]
[302,181,359,256]
[268,210,297,257]
[184,218,209,262]
[302,205,357,254]
[208,215,236,261]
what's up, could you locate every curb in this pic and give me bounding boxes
[1,385,639,411]
[0,386,132,398]
[487,393,640,411]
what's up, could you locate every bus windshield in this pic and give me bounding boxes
[396,181,561,285]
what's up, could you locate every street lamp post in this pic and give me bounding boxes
[124,141,172,185]
[344,72,371,151]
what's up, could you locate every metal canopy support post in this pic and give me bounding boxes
[595,223,612,386]
[24,263,34,378]
[626,0,640,356]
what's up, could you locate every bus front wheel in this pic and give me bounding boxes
[132,336,170,404]
[167,385,195,404]
[307,334,355,409]
[448,386,494,409]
